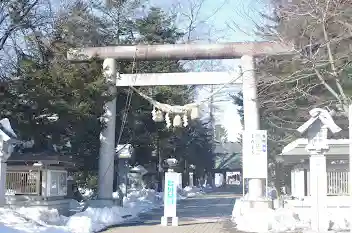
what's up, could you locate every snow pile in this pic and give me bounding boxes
[66,206,133,233]
[123,189,162,213]
[232,204,308,232]
[67,188,161,233]
[0,186,203,233]
[232,196,309,232]
[201,184,213,192]
[327,208,350,231]
[16,207,68,226]
[0,208,69,233]
[0,188,161,233]
[181,186,203,198]
[232,196,352,232]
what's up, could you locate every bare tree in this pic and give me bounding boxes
[0,0,56,79]
[169,0,229,42]
[224,0,352,142]
[258,0,352,117]
[248,0,352,193]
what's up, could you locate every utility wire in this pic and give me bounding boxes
[101,48,138,184]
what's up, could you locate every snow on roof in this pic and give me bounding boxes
[297,108,341,134]
[130,165,148,175]
[0,118,17,139]
[281,138,350,155]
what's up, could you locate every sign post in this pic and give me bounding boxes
[161,172,179,226]
[161,158,179,226]
[242,130,268,198]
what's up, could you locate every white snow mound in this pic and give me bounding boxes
[232,196,352,232]
[0,188,162,233]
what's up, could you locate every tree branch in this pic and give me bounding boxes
[321,18,347,101]
[0,0,39,50]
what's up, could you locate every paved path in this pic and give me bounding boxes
[103,188,242,233]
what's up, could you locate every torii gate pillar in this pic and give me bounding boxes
[241,55,263,199]
[98,58,117,200]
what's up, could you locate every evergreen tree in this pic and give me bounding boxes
[0,1,111,171]
[0,2,216,189]
[117,7,215,183]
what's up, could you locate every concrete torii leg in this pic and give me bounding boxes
[241,55,264,199]
[97,58,117,202]
[233,55,272,232]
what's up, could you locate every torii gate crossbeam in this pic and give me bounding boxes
[68,41,293,61]
[67,42,293,208]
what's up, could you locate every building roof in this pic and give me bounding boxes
[279,138,349,165]
[8,150,80,169]
[0,118,17,142]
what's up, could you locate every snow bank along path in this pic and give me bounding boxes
[0,186,202,233]
[232,195,350,232]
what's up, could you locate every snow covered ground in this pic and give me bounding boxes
[181,186,204,198]
[232,195,351,233]
[0,186,202,233]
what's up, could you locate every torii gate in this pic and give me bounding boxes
[67,42,293,205]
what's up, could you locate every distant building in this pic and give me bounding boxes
[213,141,242,186]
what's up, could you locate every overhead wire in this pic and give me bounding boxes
[100,48,138,184]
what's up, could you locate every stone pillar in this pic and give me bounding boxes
[241,55,263,199]
[98,58,117,200]
[66,176,75,199]
[0,160,6,205]
[118,159,129,195]
[349,104,352,232]
[309,153,328,232]
[189,172,194,187]
[0,143,12,206]
[291,166,305,198]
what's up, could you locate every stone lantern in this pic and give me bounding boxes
[165,158,178,172]
[189,164,195,187]
[297,108,341,232]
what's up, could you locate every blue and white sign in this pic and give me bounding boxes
[163,172,178,217]
[243,130,268,179]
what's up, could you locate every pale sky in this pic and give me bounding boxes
[142,0,267,141]
[146,0,267,142]
[150,0,267,142]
